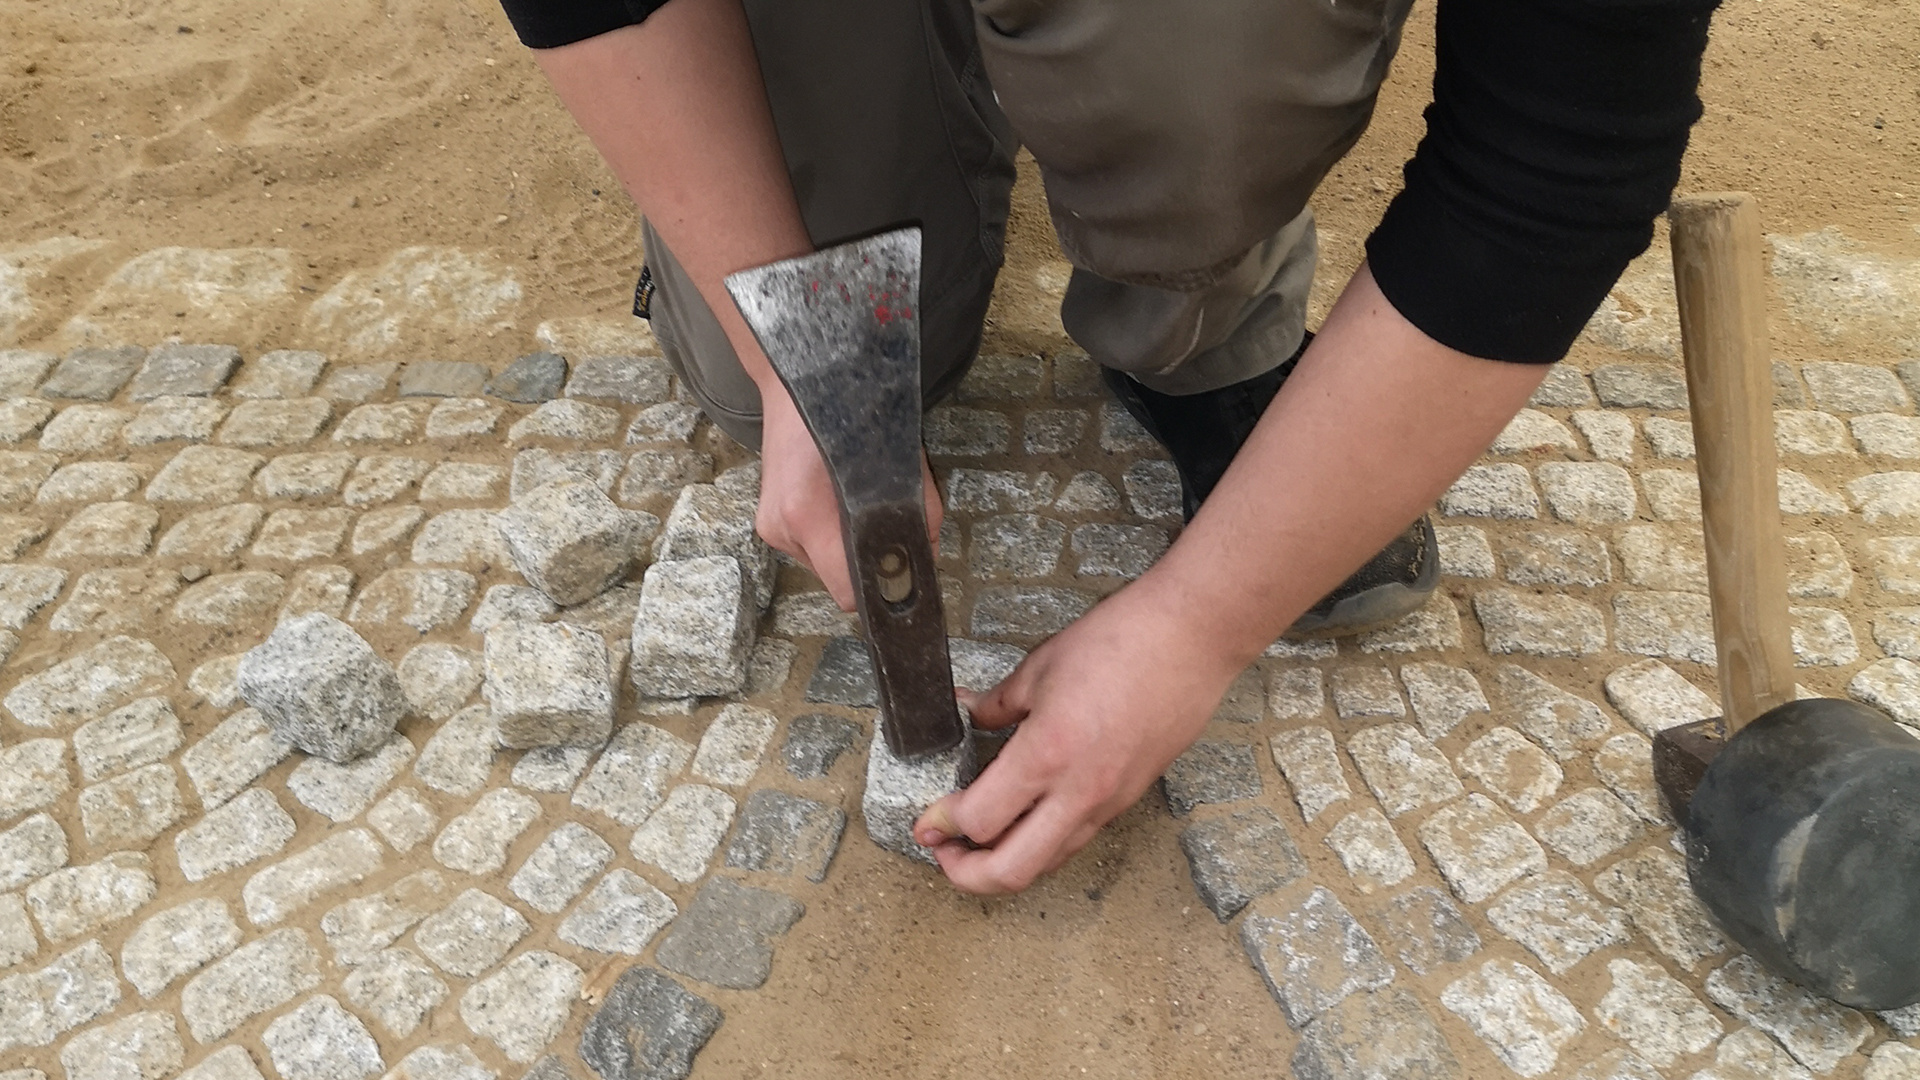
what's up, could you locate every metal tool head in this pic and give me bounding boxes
[725,228,966,760]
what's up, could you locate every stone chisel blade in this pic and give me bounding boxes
[724,227,966,760]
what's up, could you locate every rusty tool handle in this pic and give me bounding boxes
[1670,193,1798,730]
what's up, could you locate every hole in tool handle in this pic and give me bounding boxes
[876,547,915,604]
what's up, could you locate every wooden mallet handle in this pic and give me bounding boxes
[1669,193,1798,730]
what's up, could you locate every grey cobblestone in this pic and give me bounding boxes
[1161,740,1261,815]
[0,812,65,892]
[1537,461,1638,524]
[566,355,670,404]
[256,451,355,499]
[1691,1029,1814,1080]
[625,401,703,444]
[147,446,265,502]
[0,399,52,443]
[367,788,438,853]
[1268,726,1349,822]
[416,888,530,978]
[1780,467,1847,515]
[1440,463,1541,519]
[1639,468,1701,521]
[656,877,803,991]
[1441,958,1586,1078]
[0,893,34,969]
[38,462,144,504]
[1790,605,1859,664]
[414,704,498,796]
[281,566,353,621]
[1330,668,1406,719]
[171,570,284,626]
[0,349,57,396]
[1399,662,1490,739]
[1592,848,1726,971]
[1345,723,1463,816]
[1175,805,1308,922]
[725,789,847,883]
[1485,870,1629,974]
[781,713,861,780]
[421,461,504,501]
[46,502,159,559]
[45,347,144,401]
[319,870,449,966]
[1803,361,1911,413]
[1592,732,1664,824]
[51,567,182,632]
[1704,954,1870,1073]
[1325,808,1415,892]
[925,406,1010,456]
[6,634,174,729]
[1266,665,1325,721]
[174,788,297,881]
[1121,459,1182,521]
[1290,988,1462,1080]
[1594,958,1721,1067]
[343,454,431,506]
[77,763,182,848]
[317,363,397,402]
[1502,528,1611,587]
[1494,664,1614,761]
[573,721,693,827]
[558,869,678,955]
[287,735,415,822]
[1614,589,1716,663]
[510,448,624,499]
[243,828,384,926]
[434,788,540,876]
[1618,523,1706,592]
[121,898,240,998]
[970,584,1094,638]
[1372,886,1480,976]
[1418,794,1547,904]
[234,350,326,399]
[40,407,129,454]
[123,395,226,445]
[1777,409,1855,456]
[343,948,446,1036]
[969,513,1067,578]
[1534,787,1642,865]
[1434,524,1495,578]
[180,926,322,1041]
[1357,596,1464,654]
[59,1011,183,1080]
[1592,363,1687,409]
[1491,409,1578,454]
[1576,414,1640,463]
[577,967,721,1080]
[1053,470,1121,512]
[486,621,614,749]
[0,940,122,1052]
[618,449,712,505]
[397,643,483,721]
[461,950,584,1064]
[0,450,57,501]
[350,505,423,554]
[1474,588,1608,658]
[631,556,754,697]
[350,568,477,633]
[221,398,333,449]
[628,784,734,883]
[1241,886,1394,1028]
[263,995,383,1080]
[24,852,155,941]
[1640,416,1695,459]
[1458,727,1563,814]
[510,823,612,914]
[509,399,621,443]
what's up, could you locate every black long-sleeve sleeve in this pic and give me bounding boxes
[1365,0,1719,362]
[498,0,665,49]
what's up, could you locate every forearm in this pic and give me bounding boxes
[530,0,805,393]
[1131,264,1547,670]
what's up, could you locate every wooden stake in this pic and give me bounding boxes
[1669,193,1798,730]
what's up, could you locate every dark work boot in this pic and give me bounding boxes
[1102,331,1440,637]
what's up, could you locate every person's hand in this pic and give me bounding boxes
[754,379,942,611]
[911,583,1243,893]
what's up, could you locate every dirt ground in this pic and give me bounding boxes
[1,0,1917,1077]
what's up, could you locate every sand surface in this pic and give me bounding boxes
[2,0,1917,1077]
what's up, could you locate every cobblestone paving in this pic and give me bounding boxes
[1,338,1919,1080]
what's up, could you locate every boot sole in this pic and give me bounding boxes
[1283,520,1443,639]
